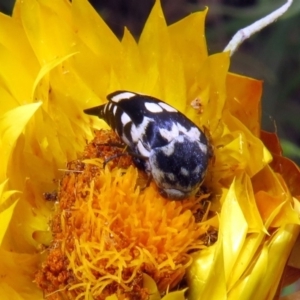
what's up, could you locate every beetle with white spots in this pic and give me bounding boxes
[84,90,211,200]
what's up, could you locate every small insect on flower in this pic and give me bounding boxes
[84,91,211,199]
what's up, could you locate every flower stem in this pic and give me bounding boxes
[224,0,293,56]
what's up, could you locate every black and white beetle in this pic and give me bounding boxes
[84,91,211,200]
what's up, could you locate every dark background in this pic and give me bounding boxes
[1,0,299,164]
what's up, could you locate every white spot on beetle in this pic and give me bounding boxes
[161,143,175,156]
[111,92,136,103]
[180,167,189,176]
[175,135,185,143]
[161,188,186,199]
[121,112,131,126]
[176,123,201,140]
[113,105,117,115]
[137,140,150,157]
[145,102,163,113]
[149,155,165,181]
[166,172,175,181]
[159,123,179,141]
[130,116,154,142]
[158,102,177,112]
[103,103,108,114]
[188,127,201,139]
[192,165,201,174]
[198,142,208,154]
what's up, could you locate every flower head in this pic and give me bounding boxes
[0,0,299,299]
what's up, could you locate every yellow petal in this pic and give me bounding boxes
[0,249,42,299]
[0,85,20,114]
[138,0,186,107]
[223,111,271,176]
[71,0,123,96]
[143,273,160,300]
[169,9,208,86]
[225,73,262,136]
[0,180,20,245]
[231,225,300,300]
[20,0,73,64]
[229,245,268,299]
[270,154,300,198]
[187,241,227,299]
[228,232,265,292]
[32,51,78,102]
[0,103,41,181]
[0,12,39,79]
[187,244,217,298]
[139,0,168,69]
[252,165,299,227]
[72,0,121,57]
[0,283,23,300]
[188,52,230,132]
[234,174,265,232]
[256,225,300,299]
[0,44,34,104]
[117,28,143,91]
[162,288,187,300]
[220,179,248,283]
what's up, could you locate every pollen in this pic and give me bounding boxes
[35,130,213,299]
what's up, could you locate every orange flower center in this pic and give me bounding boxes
[35,130,214,299]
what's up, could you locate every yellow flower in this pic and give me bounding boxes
[0,0,299,300]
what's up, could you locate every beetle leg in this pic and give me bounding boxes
[103,153,129,168]
[140,173,153,191]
